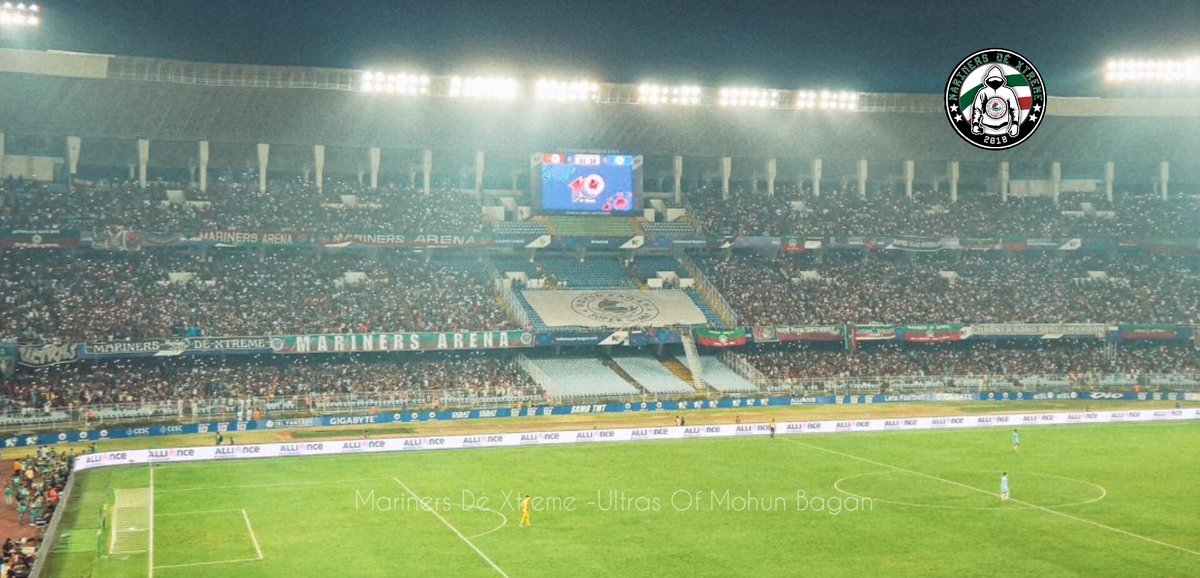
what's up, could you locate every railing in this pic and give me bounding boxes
[679,332,706,392]
[107,56,358,91]
[482,255,534,329]
[758,372,1200,396]
[677,254,739,328]
[516,352,552,391]
[717,350,770,388]
[1,372,1196,433]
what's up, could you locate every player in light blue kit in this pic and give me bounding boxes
[1011,428,1020,453]
[1000,472,1010,501]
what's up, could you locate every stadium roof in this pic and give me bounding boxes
[1,49,1199,170]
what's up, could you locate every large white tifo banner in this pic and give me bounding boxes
[74,408,1200,472]
[521,290,708,328]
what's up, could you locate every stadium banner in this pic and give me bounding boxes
[14,391,1189,449]
[70,408,1200,472]
[900,324,969,343]
[969,323,1107,339]
[17,342,80,367]
[557,236,646,250]
[959,236,1001,251]
[191,230,311,247]
[1144,237,1200,254]
[91,227,187,251]
[628,329,683,346]
[1002,237,1028,251]
[0,229,82,249]
[520,290,708,328]
[270,330,536,354]
[1024,238,1062,250]
[775,325,845,342]
[536,331,631,347]
[0,342,16,378]
[852,324,896,341]
[695,328,748,348]
[779,236,824,253]
[1117,324,1182,341]
[316,232,492,248]
[704,235,781,250]
[80,337,275,358]
[752,326,779,343]
[888,235,944,252]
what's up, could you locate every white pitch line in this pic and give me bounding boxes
[781,437,1200,559]
[155,477,386,493]
[241,509,265,561]
[148,463,156,578]
[155,508,245,518]
[466,507,509,540]
[155,557,263,570]
[393,477,510,578]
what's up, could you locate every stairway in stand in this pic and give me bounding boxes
[680,332,706,393]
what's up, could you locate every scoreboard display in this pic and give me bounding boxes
[539,153,636,214]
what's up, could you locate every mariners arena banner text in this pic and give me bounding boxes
[270,330,536,354]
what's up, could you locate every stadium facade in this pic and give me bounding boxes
[2,48,1200,191]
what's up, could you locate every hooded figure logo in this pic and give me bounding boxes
[971,66,1021,138]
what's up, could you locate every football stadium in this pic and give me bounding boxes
[1,2,1199,576]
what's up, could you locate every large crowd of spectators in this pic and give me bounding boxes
[0,446,70,577]
[2,353,539,412]
[0,177,485,233]
[700,252,1200,326]
[741,342,1200,383]
[0,251,517,343]
[688,184,1200,239]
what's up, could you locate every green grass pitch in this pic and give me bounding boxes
[44,421,1200,577]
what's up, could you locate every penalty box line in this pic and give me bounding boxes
[153,509,264,571]
[780,437,1200,559]
[393,477,511,578]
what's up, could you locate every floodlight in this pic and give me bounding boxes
[638,83,699,105]
[0,0,37,26]
[718,86,781,108]
[449,76,519,100]
[359,70,429,94]
[535,78,599,102]
[1104,58,1200,82]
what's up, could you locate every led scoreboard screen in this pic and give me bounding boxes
[539,153,636,214]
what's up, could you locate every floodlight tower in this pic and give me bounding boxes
[0,2,39,27]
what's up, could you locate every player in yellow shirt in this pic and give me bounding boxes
[519,494,532,528]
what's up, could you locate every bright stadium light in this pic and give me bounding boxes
[794,90,818,109]
[359,71,430,95]
[449,75,519,100]
[718,86,781,108]
[535,78,600,102]
[1105,58,1200,83]
[0,1,40,27]
[638,83,700,106]
[817,90,859,111]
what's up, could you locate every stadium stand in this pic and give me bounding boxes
[678,355,758,393]
[630,255,689,280]
[0,178,485,233]
[538,256,638,289]
[493,221,550,236]
[524,356,641,398]
[545,216,639,237]
[0,251,517,343]
[610,355,695,395]
[697,252,1200,326]
[642,221,700,238]
[0,353,539,416]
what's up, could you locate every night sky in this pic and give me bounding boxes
[4,0,1200,95]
